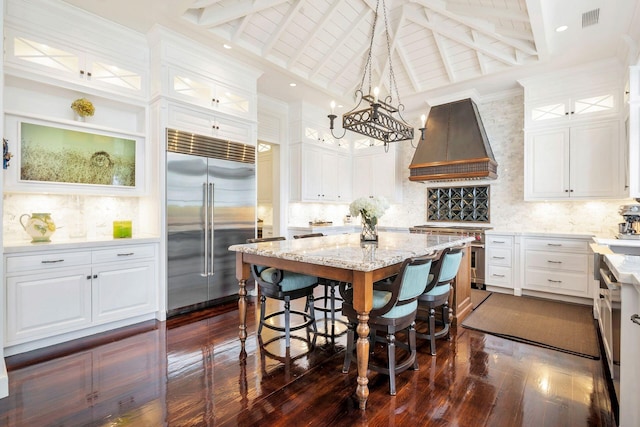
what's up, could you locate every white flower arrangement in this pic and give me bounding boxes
[349,196,390,227]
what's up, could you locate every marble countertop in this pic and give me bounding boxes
[4,234,161,254]
[229,232,474,272]
[604,253,640,285]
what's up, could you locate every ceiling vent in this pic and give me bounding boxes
[582,9,600,28]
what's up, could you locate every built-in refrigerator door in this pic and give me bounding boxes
[208,157,256,301]
[167,151,209,312]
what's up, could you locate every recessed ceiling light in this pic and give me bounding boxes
[223,44,232,49]
[289,83,297,87]
[555,25,568,32]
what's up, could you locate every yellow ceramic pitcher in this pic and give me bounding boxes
[20,213,56,242]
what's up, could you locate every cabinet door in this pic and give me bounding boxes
[168,68,253,119]
[569,121,621,198]
[352,155,373,199]
[525,128,570,199]
[167,103,253,145]
[92,261,157,324]
[300,146,324,200]
[353,146,400,202]
[84,53,145,97]
[321,151,339,200]
[336,153,353,202]
[6,269,92,344]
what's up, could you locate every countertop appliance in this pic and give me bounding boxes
[618,204,640,239]
[166,129,256,316]
[409,225,493,287]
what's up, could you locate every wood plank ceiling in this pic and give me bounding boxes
[181,0,539,101]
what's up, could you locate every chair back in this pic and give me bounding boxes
[371,255,435,318]
[425,246,464,293]
[293,233,324,239]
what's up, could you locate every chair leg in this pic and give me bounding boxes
[329,284,336,325]
[342,324,354,373]
[409,322,419,370]
[307,294,317,333]
[387,333,396,395]
[284,297,291,348]
[442,301,450,339]
[429,307,436,356]
[258,294,266,335]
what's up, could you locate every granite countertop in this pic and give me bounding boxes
[604,253,640,286]
[4,234,161,254]
[230,231,474,272]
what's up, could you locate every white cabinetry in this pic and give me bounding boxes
[524,121,623,200]
[522,237,591,298]
[167,103,253,145]
[628,66,640,198]
[485,234,515,290]
[352,144,402,202]
[619,281,640,427]
[290,143,352,202]
[520,61,625,200]
[4,242,158,352]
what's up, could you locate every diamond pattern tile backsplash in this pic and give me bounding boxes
[427,186,490,222]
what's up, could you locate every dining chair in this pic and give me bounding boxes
[416,246,465,356]
[341,255,436,395]
[293,233,348,335]
[247,236,318,348]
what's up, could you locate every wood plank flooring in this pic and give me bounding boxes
[0,295,616,426]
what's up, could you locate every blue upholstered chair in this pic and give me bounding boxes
[341,255,436,395]
[416,246,465,356]
[247,237,318,348]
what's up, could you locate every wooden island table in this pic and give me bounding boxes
[229,232,474,410]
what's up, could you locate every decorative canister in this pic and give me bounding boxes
[19,213,56,242]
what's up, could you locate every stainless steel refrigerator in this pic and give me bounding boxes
[166,129,256,316]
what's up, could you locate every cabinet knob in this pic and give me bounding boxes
[86,275,92,280]
[564,189,569,192]
[87,72,92,79]
[80,70,85,77]
[93,274,98,279]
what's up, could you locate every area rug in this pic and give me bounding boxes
[462,293,600,359]
[470,289,492,309]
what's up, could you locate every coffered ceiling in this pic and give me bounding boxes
[62,0,640,114]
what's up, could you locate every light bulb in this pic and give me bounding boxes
[421,114,426,127]
[330,100,336,114]
[373,87,379,102]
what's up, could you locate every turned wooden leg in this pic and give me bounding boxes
[238,279,248,359]
[356,312,370,410]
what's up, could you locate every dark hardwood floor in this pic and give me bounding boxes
[0,293,616,426]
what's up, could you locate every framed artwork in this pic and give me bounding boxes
[4,115,145,195]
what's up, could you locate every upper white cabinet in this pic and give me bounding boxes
[525,89,619,128]
[290,143,352,202]
[352,143,403,203]
[167,103,254,145]
[525,121,623,200]
[520,60,626,201]
[166,67,254,120]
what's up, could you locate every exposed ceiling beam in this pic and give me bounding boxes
[262,0,306,56]
[231,14,251,42]
[194,0,290,28]
[471,29,488,75]
[287,0,344,68]
[446,3,530,23]
[432,30,456,83]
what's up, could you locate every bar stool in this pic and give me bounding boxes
[416,246,464,356]
[247,236,318,348]
[293,233,348,336]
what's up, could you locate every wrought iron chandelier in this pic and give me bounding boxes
[328,0,415,148]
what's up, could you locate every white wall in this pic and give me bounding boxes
[290,92,631,237]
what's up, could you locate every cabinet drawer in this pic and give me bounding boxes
[486,265,513,287]
[92,245,156,264]
[526,250,587,272]
[6,251,91,274]
[524,270,588,295]
[487,248,512,267]
[524,237,588,252]
[486,235,514,246]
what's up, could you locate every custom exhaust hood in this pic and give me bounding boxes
[409,98,497,181]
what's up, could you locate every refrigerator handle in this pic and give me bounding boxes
[209,182,215,276]
[202,183,209,277]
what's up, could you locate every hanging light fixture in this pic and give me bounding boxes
[328,0,414,149]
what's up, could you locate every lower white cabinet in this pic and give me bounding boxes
[4,243,158,348]
[485,234,515,289]
[522,236,591,298]
[619,281,640,427]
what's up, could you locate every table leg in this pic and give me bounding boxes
[356,312,370,410]
[238,278,247,359]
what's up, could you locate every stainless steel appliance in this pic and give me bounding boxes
[166,129,256,316]
[409,225,492,287]
[617,204,640,239]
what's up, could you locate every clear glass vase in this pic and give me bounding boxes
[360,217,378,242]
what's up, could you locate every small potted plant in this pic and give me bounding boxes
[71,98,95,121]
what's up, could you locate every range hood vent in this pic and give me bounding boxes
[409,98,497,182]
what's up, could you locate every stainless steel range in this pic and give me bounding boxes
[409,225,493,287]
